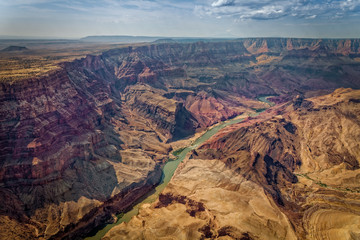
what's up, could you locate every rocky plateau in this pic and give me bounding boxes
[0,38,360,239]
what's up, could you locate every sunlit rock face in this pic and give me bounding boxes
[104,88,360,240]
[0,38,360,239]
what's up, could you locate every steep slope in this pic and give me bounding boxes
[0,54,197,239]
[104,88,360,240]
[0,69,171,239]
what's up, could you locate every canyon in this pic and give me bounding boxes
[0,38,360,239]
[104,88,360,240]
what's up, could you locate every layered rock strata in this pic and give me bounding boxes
[104,88,360,240]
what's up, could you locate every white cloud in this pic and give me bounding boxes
[196,0,360,20]
[306,15,317,19]
[211,0,235,7]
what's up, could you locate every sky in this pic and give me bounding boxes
[0,0,359,38]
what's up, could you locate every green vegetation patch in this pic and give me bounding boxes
[296,173,359,193]
[254,108,267,113]
[172,147,186,157]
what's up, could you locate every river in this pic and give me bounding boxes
[85,96,274,240]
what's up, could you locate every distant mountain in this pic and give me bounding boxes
[81,35,162,43]
[81,35,235,43]
[1,45,29,52]
[153,38,177,43]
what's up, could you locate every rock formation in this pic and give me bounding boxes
[1,38,360,239]
[1,46,29,52]
[104,88,360,240]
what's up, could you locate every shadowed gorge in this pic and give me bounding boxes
[1,38,360,239]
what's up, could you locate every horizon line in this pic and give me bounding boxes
[1,35,360,41]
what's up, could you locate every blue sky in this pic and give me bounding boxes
[0,0,359,38]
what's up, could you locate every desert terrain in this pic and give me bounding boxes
[0,38,359,239]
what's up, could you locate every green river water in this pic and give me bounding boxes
[85,96,273,240]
